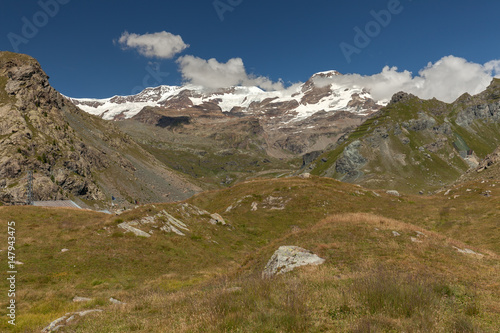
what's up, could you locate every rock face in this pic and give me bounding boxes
[262,246,325,278]
[302,150,323,167]
[0,52,106,203]
[456,101,500,127]
[0,51,201,207]
[335,140,366,178]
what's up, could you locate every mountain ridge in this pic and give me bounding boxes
[67,70,385,122]
[306,79,500,193]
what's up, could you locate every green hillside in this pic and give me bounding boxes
[309,81,500,194]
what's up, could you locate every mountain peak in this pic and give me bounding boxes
[388,91,417,106]
[0,51,39,67]
[484,78,500,100]
[70,75,386,121]
[311,70,342,78]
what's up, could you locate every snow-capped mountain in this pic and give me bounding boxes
[66,71,388,156]
[68,71,386,122]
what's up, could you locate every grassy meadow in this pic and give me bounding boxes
[0,176,499,332]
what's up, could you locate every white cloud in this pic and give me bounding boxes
[176,55,284,91]
[117,31,189,59]
[314,56,500,103]
[485,60,500,78]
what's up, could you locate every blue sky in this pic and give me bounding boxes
[1,0,499,99]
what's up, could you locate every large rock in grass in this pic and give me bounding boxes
[262,246,325,278]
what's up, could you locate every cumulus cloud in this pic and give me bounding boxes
[117,31,189,59]
[314,56,500,103]
[176,55,284,91]
[485,60,500,78]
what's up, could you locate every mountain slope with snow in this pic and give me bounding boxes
[68,71,386,122]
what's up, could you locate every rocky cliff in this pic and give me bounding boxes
[0,52,201,207]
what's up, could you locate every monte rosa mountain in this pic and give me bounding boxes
[68,70,386,122]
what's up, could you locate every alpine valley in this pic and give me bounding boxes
[1,52,499,332]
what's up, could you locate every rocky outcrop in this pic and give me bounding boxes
[73,296,92,303]
[116,206,229,238]
[119,210,190,237]
[476,146,500,172]
[456,102,500,127]
[335,140,366,176]
[0,52,108,203]
[452,246,484,258]
[302,150,323,167]
[458,145,500,183]
[388,91,415,106]
[0,51,201,206]
[262,246,325,278]
[402,113,437,132]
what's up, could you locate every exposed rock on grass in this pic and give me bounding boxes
[262,245,325,278]
[261,196,291,210]
[42,309,103,332]
[158,210,190,236]
[453,246,484,258]
[209,213,226,225]
[118,221,151,237]
[109,297,126,305]
[179,203,210,217]
[72,296,92,302]
[386,190,400,197]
